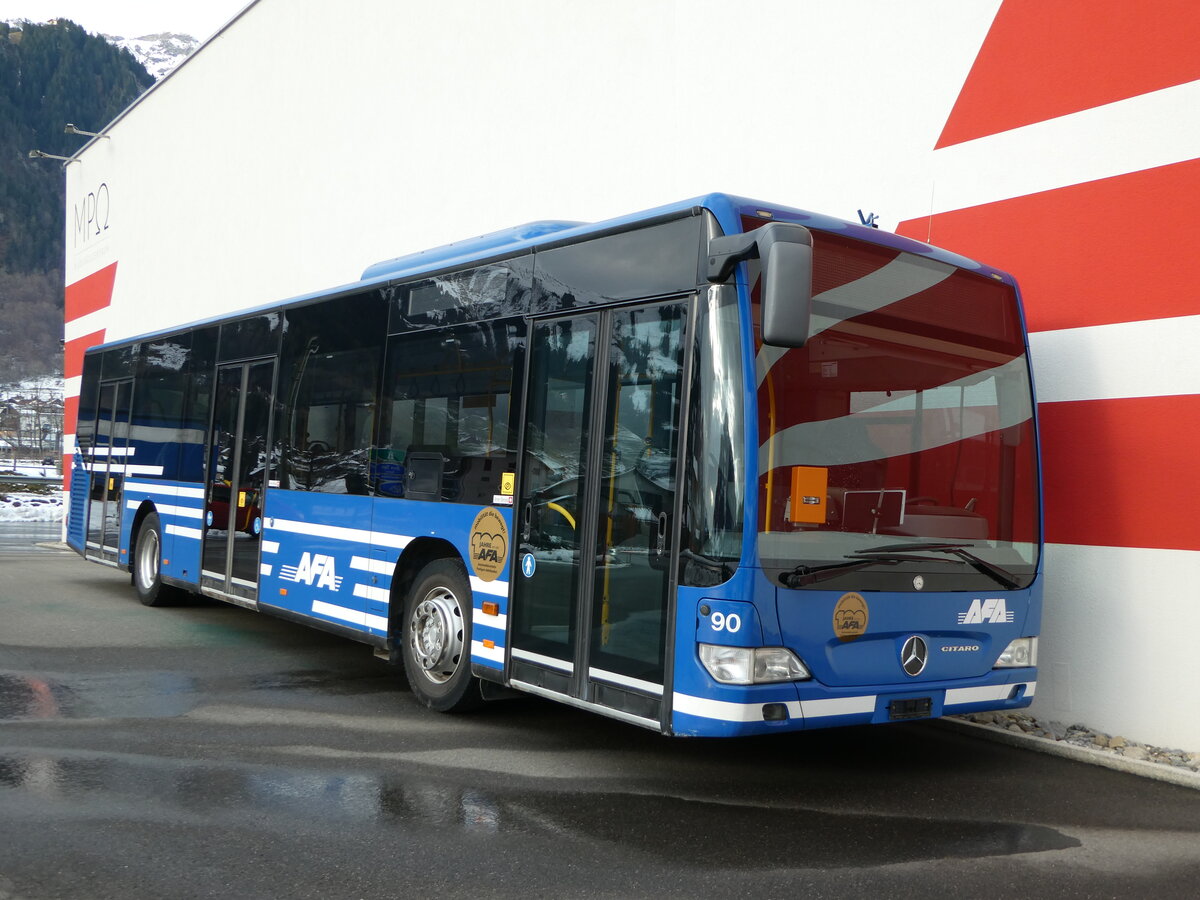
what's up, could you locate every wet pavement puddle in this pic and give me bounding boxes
[0,747,1081,867]
[0,671,197,721]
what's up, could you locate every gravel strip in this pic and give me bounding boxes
[942,711,1200,790]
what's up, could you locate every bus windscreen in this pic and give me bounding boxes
[755,231,1040,592]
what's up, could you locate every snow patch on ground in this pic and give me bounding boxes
[0,458,64,522]
[0,490,63,523]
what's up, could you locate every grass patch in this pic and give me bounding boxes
[0,481,58,496]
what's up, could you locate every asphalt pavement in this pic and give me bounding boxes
[1,525,1198,899]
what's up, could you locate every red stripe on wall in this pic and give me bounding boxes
[896,158,1200,333]
[64,329,105,382]
[63,395,79,434]
[1039,394,1200,551]
[64,262,117,322]
[936,0,1200,148]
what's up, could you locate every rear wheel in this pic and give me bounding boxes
[133,512,175,607]
[401,558,482,712]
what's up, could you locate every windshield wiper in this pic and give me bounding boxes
[779,542,1021,590]
[853,542,1021,590]
[780,552,956,588]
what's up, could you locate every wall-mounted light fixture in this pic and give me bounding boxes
[28,149,74,162]
[64,123,109,139]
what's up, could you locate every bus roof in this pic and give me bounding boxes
[85,192,1008,354]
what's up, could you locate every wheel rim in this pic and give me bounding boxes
[408,586,465,684]
[136,527,159,590]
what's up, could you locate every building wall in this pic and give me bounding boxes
[892,0,1200,748]
[63,0,1200,748]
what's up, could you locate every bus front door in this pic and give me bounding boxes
[510,300,689,727]
[201,359,275,606]
[85,379,132,565]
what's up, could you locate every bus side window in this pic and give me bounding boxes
[379,318,525,503]
[277,293,388,494]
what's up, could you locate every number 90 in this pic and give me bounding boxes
[710,611,742,633]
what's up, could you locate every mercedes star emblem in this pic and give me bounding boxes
[901,635,928,676]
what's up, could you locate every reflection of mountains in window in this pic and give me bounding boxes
[533,217,700,309]
[407,267,512,318]
[143,339,188,371]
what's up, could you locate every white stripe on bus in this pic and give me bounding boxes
[259,564,273,577]
[471,640,504,664]
[165,524,203,540]
[268,517,412,550]
[672,692,781,722]
[799,695,878,718]
[510,647,573,673]
[672,692,877,723]
[472,608,507,630]
[945,682,1036,706]
[124,499,203,520]
[81,463,164,476]
[157,503,203,519]
[470,576,509,598]
[311,599,387,631]
[350,555,395,576]
[261,540,280,554]
[126,481,206,499]
[589,667,663,696]
[352,583,390,605]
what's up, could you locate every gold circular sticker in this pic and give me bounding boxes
[469,507,509,582]
[833,592,869,642]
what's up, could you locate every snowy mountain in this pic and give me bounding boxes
[104,32,200,80]
[1,20,199,81]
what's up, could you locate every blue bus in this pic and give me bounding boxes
[69,194,1041,736]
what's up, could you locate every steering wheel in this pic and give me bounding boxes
[307,440,331,453]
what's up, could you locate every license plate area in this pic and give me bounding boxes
[888,697,933,721]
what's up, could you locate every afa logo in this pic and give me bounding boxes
[833,592,869,642]
[469,507,509,583]
[279,552,343,591]
[958,597,1015,625]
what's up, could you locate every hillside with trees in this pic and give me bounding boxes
[0,19,153,381]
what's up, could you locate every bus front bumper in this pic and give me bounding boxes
[669,669,1036,737]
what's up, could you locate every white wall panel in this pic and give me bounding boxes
[1038,543,1200,749]
[894,79,1200,224]
[1030,316,1200,404]
[68,0,1002,342]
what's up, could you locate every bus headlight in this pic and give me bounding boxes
[699,644,811,684]
[994,637,1038,668]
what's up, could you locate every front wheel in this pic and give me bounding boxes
[133,511,175,607]
[401,558,482,712]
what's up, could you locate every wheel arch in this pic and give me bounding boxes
[388,536,466,645]
[126,499,159,573]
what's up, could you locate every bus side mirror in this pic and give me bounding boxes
[706,222,813,347]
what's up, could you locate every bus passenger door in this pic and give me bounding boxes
[510,300,689,726]
[85,379,132,565]
[201,359,275,605]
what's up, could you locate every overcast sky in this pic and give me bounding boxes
[0,0,250,39]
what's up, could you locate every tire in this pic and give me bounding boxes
[401,558,482,712]
[132,511,174,607]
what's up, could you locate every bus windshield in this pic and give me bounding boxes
[755,230,1040,592]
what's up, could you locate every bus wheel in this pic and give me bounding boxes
[133,512,173,607]
[401,559,482,712]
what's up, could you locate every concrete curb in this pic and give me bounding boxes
[938,717,1200,791]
